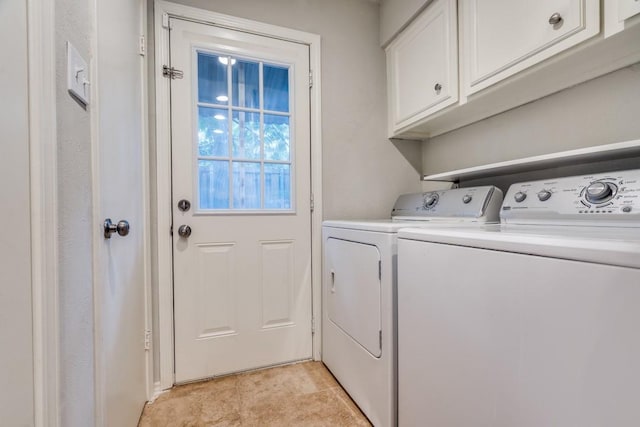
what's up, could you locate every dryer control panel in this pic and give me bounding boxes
[502,169,640,226]
[392,186,503,222]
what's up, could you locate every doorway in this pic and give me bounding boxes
[154,2,323,388]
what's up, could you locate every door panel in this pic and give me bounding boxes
[170,18,312,382]
[326,238,382,357]
[95,0,147,424]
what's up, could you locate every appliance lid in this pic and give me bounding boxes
[398,225,640,269]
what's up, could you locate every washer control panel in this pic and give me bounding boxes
[502,169,640,226]
[392,186,503,222]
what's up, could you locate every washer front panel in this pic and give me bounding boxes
[502,169,640,226]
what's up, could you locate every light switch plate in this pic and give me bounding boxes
[66,41,90,105]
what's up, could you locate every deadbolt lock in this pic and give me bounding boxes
[178,199,191,212]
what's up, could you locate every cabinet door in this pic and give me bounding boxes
[386,0,458,136]
[461,0,599,96]
[618,0,640,21]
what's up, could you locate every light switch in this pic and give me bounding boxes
[66,41,90,105]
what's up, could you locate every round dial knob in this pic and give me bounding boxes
[537,190,552,201]
[424,193,439,209]
[514,191,527,203]
[462,195,472,204]
[585,182,616,204]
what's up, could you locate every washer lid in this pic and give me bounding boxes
[398,225,640,269]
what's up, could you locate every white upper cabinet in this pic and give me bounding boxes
[605,0,640,37]
[383,0,640,139]
[461,0,600,97]
[386,0,457,136]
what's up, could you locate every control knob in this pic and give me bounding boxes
[424,193,439,209]
[584,182,616,204]
[537,190,552,201]
[514,191,527,203]
[462,195,472,204]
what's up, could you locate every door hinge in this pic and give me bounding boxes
[379,330,382,349]
[378,260,382,280]
[144,329,152,351]
[163,65,183,79]
[139,35,146,56]
[310,193,314,212]
[170,224,173,236]
[309,70,313,89]
[311,316,316,335]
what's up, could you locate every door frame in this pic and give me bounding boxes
[27,0,60,424]
[153,0,323,391]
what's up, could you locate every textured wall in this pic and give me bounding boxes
[0,0,34,424]
[422,64,640,175]
[55,0,96,424]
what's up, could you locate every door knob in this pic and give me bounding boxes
[104,218,130,239]
[178,224,192,238]
[548,12,563,25]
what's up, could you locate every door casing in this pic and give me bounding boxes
[153,0,323,392]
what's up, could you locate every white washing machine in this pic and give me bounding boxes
[397,169,640,427]
[322,186,503,427]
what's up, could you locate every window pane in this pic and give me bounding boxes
[264,114,290,161]
[232,111,260,160]
[232,162,261,209]
[198,107,228,157]
[199,160,229,209]
[264,65,289,112]
[232,60,259,109]
[198,52,228,105]
[264,163,291,209]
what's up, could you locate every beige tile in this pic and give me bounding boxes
[138,361,371,427]
[237,362,324,409]
[239,388,370,427]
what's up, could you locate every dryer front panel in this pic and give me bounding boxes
[325,238,382,357]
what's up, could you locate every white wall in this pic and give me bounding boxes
[55,0,96,425]
[152,0,422,221]
[422,64,640,175]
[0,0,35,425]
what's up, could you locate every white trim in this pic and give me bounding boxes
[139,0,155,402]
[148,381,169,403]
[27,0,60,425]
[89,0,105,423]
[154,0,323,389]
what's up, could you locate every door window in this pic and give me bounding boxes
[196,52,292,211]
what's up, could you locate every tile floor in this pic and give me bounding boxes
[138,361,372,426]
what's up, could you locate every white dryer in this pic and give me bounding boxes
[397,169,640,426]
[322,186,503,427]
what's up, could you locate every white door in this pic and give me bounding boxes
[95,0,147,424]
[170,18,313,382]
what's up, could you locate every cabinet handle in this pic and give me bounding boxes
[434,83,442,94]
[548,12,563,25]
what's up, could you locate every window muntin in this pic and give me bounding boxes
[196,51,293,211]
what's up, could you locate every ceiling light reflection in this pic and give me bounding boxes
[218,57,237,66]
